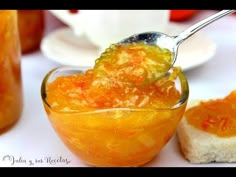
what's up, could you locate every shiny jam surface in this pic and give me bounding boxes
[0,10,22,133]
[47,43,176,112]
[185,90,236,137]
[94,43,173,86]
[45,43,184,166]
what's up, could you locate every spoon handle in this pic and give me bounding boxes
[174,10,236,45]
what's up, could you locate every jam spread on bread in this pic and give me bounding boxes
[185,90,236,137]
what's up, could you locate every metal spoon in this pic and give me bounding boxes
[119,10,236,81]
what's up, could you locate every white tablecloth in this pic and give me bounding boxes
[1,10,236,167]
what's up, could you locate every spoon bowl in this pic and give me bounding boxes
[119,10,236,80]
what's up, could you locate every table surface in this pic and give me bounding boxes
[1,10,236,167]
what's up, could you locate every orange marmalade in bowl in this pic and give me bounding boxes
[185,90,236,137]
[0,10,23,133]
[41,43,189,166]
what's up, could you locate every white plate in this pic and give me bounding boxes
[41,23,217,70]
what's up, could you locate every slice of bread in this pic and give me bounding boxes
[177,100,236,163]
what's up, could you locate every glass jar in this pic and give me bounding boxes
[0,10,23,133]
[17,10,45,54]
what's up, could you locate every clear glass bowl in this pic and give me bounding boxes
[41,66,189,167]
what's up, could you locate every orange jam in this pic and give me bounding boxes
[0,10,23,133]
[94,43,172,86]
[17,10,45,54]
[185,90,236,137]
[47,43,176,111]
[44,43,185,166]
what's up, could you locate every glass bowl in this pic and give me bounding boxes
[41,66,189,167]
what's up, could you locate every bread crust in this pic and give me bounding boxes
[177,100,236,163]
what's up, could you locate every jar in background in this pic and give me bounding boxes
[17,10,45,54]
[0,10,23,133]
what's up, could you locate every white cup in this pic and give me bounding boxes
[49,10,87,36]
[82,10,170,51]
